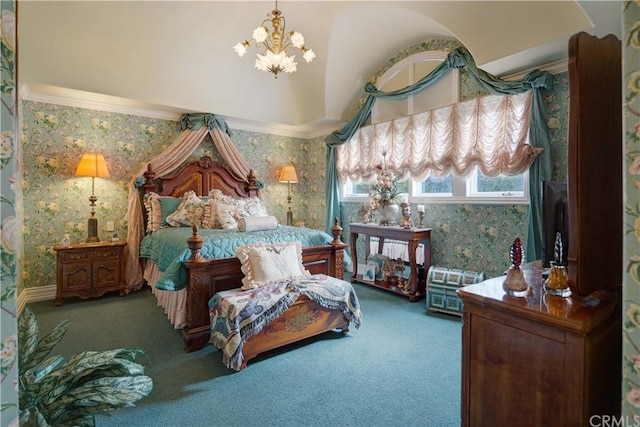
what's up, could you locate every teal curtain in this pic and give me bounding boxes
[324,46,553,262]
[180,113,232,136]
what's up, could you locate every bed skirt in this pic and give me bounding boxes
[144,262,187,329]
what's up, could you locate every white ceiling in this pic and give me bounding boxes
[17,1,623,138]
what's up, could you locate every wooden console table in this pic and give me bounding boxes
[457,265,621,426]
[349,223,432,301]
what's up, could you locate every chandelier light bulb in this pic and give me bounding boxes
[252,27,268,43]
[303,48,316,63]
[290,32,304,48]
[234,1,314,78]
[233,41,249,57]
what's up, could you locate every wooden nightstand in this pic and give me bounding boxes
[53,240,127,306]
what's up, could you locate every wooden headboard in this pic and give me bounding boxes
[141,156,259,198]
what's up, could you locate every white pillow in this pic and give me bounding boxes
[238,216,279,232]
[235,241,309,290]
[165,191,206,227]
[210,189,269,229]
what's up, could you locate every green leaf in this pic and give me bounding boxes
[30,355,65,384]
[31,320,70,365]
[18,307,40,372]
[39,349,150,409]
[21,354,64,391]
[19,308,69,374]
[62,376,153,409]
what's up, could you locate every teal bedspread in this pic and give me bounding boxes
[139,225,351,291]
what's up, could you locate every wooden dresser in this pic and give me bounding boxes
[457,266,621,427]
[53,241,127,306]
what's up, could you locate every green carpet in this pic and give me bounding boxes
[28,281,462,427]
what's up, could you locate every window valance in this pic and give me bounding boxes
[336,91,542,183]
[324,45,554,262]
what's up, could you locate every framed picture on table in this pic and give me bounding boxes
[363,264,376,283]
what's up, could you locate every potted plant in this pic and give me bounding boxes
[18,307,153,426]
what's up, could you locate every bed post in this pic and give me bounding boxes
[187,225,204,261]
[142,163,156,191]
[331,217,343,245]
[330,217,346,279]
[138,164,157,228]
[246,169,259,197]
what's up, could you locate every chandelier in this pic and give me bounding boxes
[233,0,315,78]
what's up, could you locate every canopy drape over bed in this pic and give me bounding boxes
[125,113,255,289]
[324,46,553,262]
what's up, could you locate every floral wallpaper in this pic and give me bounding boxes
[342,42,570,279]
[19,106,326,290]
[21,105,179,287]
[623,0,640,419]
[0,1,18,425]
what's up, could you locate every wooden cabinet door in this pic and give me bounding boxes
[60,262,92,292]
[92,259,121,289]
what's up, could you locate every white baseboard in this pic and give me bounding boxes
[18,285,56,314]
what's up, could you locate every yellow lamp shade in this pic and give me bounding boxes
[278,165,298,183]
[75,153,110,178]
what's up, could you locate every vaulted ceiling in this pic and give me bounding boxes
[17,1,622,137]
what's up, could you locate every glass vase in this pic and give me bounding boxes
[544,262,571,297]
[378,201,400,226]
[502,266,529,297]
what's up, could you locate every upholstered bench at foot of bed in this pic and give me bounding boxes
[210,274,361,371]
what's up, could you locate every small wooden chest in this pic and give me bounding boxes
[426,266,484,316]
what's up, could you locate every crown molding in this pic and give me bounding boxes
[19,83,184,121]
[500,59,568,81]
[225,116,339,140]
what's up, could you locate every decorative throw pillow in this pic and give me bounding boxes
[235,196,269,218]
[143,192,182,232]
[157,197,182,226]
[165,190,206,227]
[215,200,240,229]
[201,198,216,229]
[235,241,309,290]
[210,189,269,229]
[143,192,163,233]
[238,216,279,232]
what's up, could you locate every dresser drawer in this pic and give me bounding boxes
[59,250,90,263]
[89,247,120,260]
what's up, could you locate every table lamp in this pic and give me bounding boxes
[278,165,298,226]
[75,153,110,242]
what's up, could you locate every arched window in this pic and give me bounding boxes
[372,51,459,123]
[343,50,528,204]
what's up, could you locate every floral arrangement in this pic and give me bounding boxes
[369,152,399,209]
